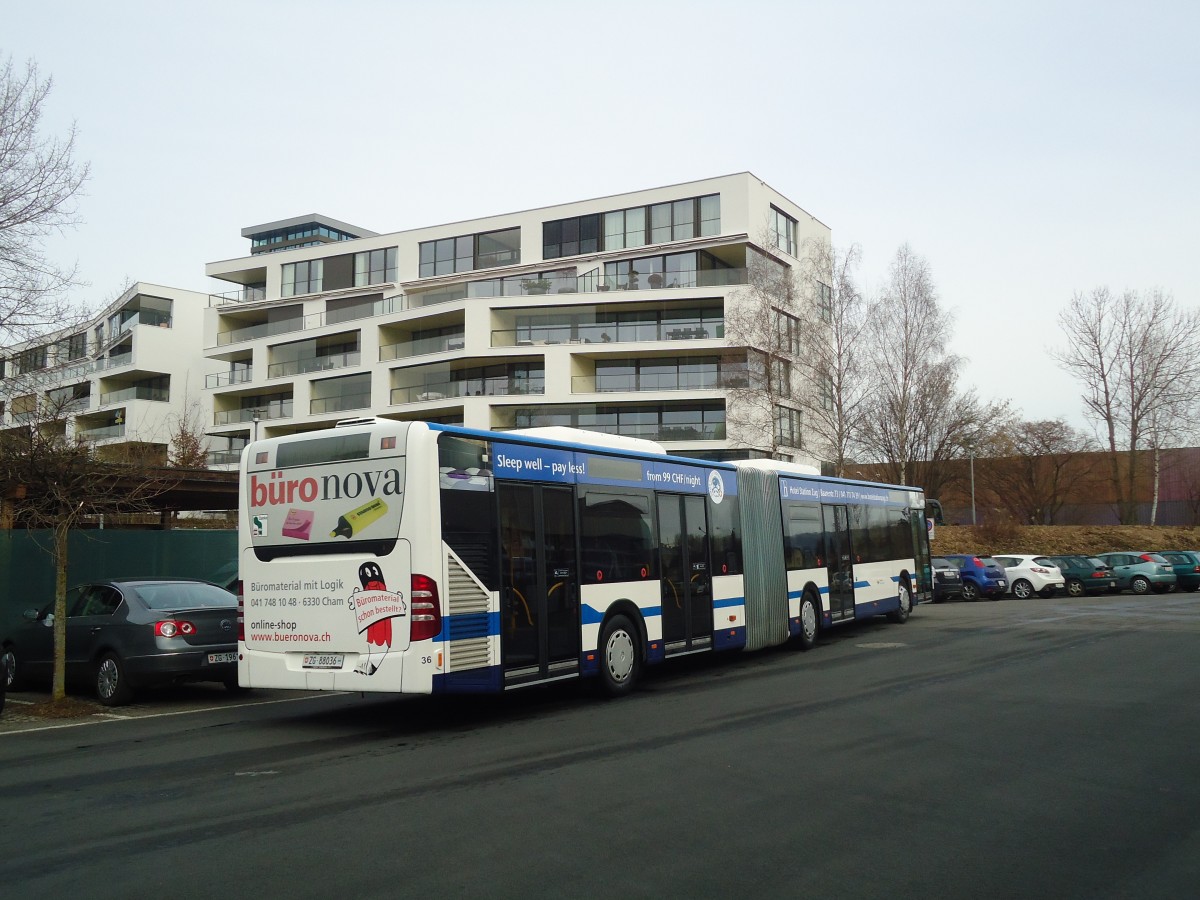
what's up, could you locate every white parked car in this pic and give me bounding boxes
[993,555,1066,599]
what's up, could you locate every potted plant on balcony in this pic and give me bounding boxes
[521,278,553,295]
[648,272,664,289]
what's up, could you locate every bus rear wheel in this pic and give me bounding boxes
[599,614,641,698]
[796,591,819,650]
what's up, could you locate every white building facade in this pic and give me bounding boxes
[0,283,214,462]
[202,173,831,467]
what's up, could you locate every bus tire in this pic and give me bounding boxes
[599,614,640,698]
[888,578,912,623]
[796,591,819,651]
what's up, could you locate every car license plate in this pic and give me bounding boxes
[303,654,344,669]
[998,580,1007,588]
[208,652,236,664]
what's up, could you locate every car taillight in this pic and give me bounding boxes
[236,580,244,641]
[972,557,984,567]
[1091,571,1106,578]
[1031,566,1049,573]
[155,620,196,637]
[410,573,441,642]
[1139,554,1154,562]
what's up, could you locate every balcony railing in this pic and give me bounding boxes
[213,400,292,425]
[572,372,740,393]
[268,351,361,379]
[380,335,465,362]
[98,352,133,370]
[77,423,126,440]
[209,286,268,307]
[581,267,746,293]
[206,369,254,388]
[215,296,412,346]
[310,392,372,415]
[206,448,245,466]
[98,385,170,405]
[390,380,543,404]
[493,321,723,347]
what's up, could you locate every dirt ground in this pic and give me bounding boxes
[930,524,1200,557]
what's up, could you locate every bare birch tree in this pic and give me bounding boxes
[792,238,871,476]
[0,54,90,343]
[855,243,998,493]
[1053,287,1200,523]
[724,246,805,460]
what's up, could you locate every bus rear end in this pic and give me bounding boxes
[237,419,440,693]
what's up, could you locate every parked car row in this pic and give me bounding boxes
[0,578,239,707]
[931,550,1200,602]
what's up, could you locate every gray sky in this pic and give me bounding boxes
[7,0,1197,431]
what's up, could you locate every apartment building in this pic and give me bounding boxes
[0,282,213,462]
[202,173,831,466]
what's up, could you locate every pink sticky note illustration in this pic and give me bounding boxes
[282,508,314,540]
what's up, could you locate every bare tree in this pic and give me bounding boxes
[0,387,175,701]
[1053,287,1200,523]
[166,389,211,469]
[792,238,871,476]
[1,55,90,343]
[724,246,805,460]
[855,243,997,494]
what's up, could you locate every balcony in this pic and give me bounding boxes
[391,379,543,404]
[209,286,267,307]
[493,320,723,347]
[310,392,372,415]
[206,448,245,466]
[98,352,133,370]
[380,335,465,361]
[213,400,293,426]
[206,369,254,388]
[268,351,361,379]
[99,385,170,406]
[215,296,409,346]
[581,267,746,293]
[572,372,737,393]
[77,423,126,440]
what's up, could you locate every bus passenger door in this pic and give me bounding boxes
[658,494,712,654]
[498,483,580,682]
[822,504,854,622]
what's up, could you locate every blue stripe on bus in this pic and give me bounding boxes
[445,610,501,639]
[713,597,743,609]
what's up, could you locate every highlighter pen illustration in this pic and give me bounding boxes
[330,497,389,538]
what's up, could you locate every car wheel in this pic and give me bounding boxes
[599,614,641,697]
[1130,576,1151,595]
[96,652,134,706]
[1,647,20,691]
[1011,579,1033,600]
[888,578,912,623]
[1066,579,1085,598]
[796,591,819,650]
[961,581,979,602]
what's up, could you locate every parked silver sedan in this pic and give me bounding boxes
[0,579,239,706]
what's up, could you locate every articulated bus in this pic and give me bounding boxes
[237,418,932,696]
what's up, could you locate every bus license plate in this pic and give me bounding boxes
[208,652,236,664]
[303,654,344,669]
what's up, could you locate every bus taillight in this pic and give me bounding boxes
[410,574,441,642]
[235,580,244,642]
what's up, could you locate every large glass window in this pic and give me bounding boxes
[578,488,656,584]
[770,206,798,257]
[419,228,521,276]
[543,215,600,259]
[281,259,323,297]
[784,502,823,570]
[776,405,802,448]
[354,247,397,286]
[543,194,716,258]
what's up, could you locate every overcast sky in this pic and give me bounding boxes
[7,0,1197,432]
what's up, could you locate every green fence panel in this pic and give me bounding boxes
[0,529,237,635]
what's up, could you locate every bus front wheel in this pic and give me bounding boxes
[599,614,641,698]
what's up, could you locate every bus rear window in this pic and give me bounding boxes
[276,433,372,468]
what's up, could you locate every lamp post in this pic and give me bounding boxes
[252,410,261,443]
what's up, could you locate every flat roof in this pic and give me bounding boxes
[240,214,377,240]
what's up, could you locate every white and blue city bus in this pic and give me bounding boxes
[237,418,931,696]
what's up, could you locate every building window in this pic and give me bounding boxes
[281,259,324,297]
[67,332,88,360]
[0,357,6,380]
[419,227,521,277]
[543,215,600,259]
[817,281,832,323]
[776,405,802,448]
[821,374,834,411]
[18,345,47,373]
[354,247,397,286]
[769,206,797,257]
[771,358,792,399]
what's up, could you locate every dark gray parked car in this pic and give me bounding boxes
[0,578,239,706]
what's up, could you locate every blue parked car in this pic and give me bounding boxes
[942,555,1009,601]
